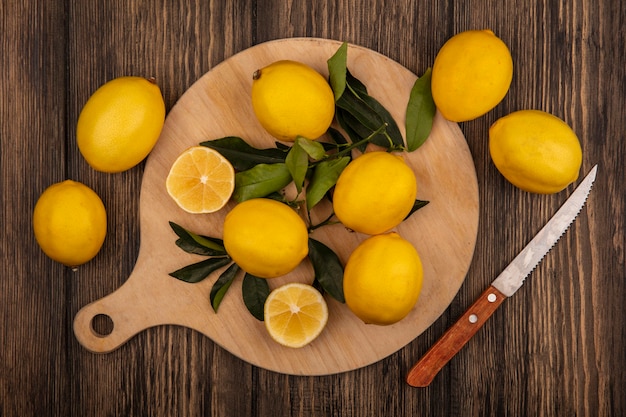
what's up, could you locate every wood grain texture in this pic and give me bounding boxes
[1,0,625,416]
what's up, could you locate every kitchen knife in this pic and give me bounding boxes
[406,164,598,387]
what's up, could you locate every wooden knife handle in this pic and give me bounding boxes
[406,285,506,387]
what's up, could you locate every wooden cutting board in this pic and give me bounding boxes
[73,38,479,376]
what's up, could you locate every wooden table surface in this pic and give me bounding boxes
[2,1,624,416]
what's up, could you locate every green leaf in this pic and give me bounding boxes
[306,157,350,210]
[295,136,326,160]
[335,108,366,149]
[336,88,385,132]
[285,141,309,194]
[200,136,288,171]
[308,238,345,302]
[327,42,348,101]
[241,273,270,321]
[404,199,430,220]
[233,163,292,202]
[327,127,349,145]
[336,89,398,150]
[169,257,232,283]
[405,68,436,151]
[209,263,240,312]
[169,222,226,256]
[344,71,404,150]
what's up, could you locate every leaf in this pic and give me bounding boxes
[308,238,345,302]
[335,108,366,149]
[233,163,292,202]
[295,136,326,160]
[337,88,395,150]
[405,68,436,151]
[200,136,288,171]
[169,221,226,256]
[327,127,349,145]
[209,263,240,312]
[306,157,350,210]
[404,199,430,220]
[344,71,404,149]
[285,141,309,194]
[327,42,348,101]
[169,257,232,283]
[357,92,404,150]
[241,273,270,321]
[336,88,385,132]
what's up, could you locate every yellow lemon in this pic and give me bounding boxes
[251,60,335,141]
[264,283,328,348]
[332,151,417,235]
[77,76,166,173]
[33,180,107,267]
[489,109,583,194]
[222,198,309,278]
[343,232,423,325]
[431,29,513,122]
[166,146,235,213]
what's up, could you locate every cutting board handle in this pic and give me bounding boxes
[73,274,149,353]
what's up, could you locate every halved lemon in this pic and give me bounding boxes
[166,146,235,213]
[264,283,329,348]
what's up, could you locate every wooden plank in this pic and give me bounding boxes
[1,0,625,415]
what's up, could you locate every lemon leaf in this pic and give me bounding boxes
[233,163,292,202]
[404,199,430,220]
[169,221,227,256]
[242,273,270,321]
[327,127,349,145]
[308,238,345,302]
[295,136,326,160]
[327,41,348,101]
[306,157,350,210]
[210,263,240,312]
[285,141,309,194]
[169,257,232,283]
[200,136,287,171]
[345,71,404,150]
[405,68,436,151]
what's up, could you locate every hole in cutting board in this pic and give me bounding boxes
[91,313,114,337]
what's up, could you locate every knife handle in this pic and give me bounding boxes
[406,285,506,387]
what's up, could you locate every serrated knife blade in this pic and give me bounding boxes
[406,164,597,387]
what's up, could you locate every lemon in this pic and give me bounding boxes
[489,109,583,194]
[431,29,513,122]
[343,232,423,325]
[33,180,107,267]
[166,146,235,213]
[77,76,166,173]
[251,60,335,141]
[332,151,417,235]
[264,283,328,348]
[222,198,309,278]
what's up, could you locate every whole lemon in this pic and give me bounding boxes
[33,180,107,267]
[343,232,423,325]
[222,198,309,278]
[431,29,513,122]
[251,60,335,141]
[77,76,166,173]
[489,109,583,194]
[333,151,417,235]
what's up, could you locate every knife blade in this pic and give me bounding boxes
[406,164,598,387]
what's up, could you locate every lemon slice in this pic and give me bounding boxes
[166,146,235,213]
[264,283,329,348]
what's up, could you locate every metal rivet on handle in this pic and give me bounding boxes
[469,314,478,323]
[488,293,497,302]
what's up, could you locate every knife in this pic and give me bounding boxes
[406,164,598,387]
